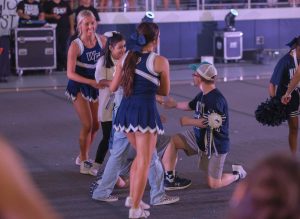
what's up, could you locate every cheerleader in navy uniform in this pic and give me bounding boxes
[272,36,300,155]
[65,10,106,174]
[110,22,170,218]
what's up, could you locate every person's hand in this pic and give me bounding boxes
[162,96,177,109]
[95,82,106,89]
[96,80,110,89]
[89,80,99,89]
[281,93,291,105]
[195,118,207,128]
[156,95,164,104]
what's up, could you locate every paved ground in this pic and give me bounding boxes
[0,60,296,219]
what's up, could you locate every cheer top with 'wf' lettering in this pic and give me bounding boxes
[65,35,103,102]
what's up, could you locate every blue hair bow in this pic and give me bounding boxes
[130,32,146,46]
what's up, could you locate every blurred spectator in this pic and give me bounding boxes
[289,0,300,5]
[0,36,10,83]
[99,0,137,12]
[75,0,100,29]
[68,0,78,10]
[126,0,136,11]
[16,0,45,27]
[163,0,180,10]
[0,137,62,219]
[228,153,300,219]
[99,0,121,12]
[44,0,74,71]
[267,0,278,6]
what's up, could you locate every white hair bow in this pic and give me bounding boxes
[104,31,120,38]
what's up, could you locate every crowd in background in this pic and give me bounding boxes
[38,0,300,12]
[2,1,300,219]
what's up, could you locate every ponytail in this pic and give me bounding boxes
[121,51,141,97]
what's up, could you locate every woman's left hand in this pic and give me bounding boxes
[281,93,291,105]
[89,80,99,89]
[95,82,106,89]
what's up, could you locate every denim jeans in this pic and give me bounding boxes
[92,88,165,204]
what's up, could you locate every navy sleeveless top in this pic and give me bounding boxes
[65,35,103,102]
[113,52,164,134]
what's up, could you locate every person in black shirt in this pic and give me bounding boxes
[68,0,100,47]
[44,0,74,71]
[74,0,100,30]
[16,0,45,27]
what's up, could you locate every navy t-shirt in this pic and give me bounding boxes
[16,0,43,25]
[188,88,230,154]
[270,53,297,97]
[43,0,73,30]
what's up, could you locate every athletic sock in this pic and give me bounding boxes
[165,170,175,182]
[232,170,240,181]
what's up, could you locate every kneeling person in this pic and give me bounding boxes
[162,62,246,189]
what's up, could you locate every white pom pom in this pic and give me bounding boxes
[207,112,222,129]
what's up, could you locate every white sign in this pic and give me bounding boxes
[0,0,21,36]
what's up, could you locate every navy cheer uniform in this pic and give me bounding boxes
[270,53,300,117]
[114,52,164,134]
[65,36,103,102]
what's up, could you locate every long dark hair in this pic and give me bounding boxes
[121,22,159,97]
[103,32,125,68]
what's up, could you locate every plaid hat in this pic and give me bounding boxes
[189,62,218,81]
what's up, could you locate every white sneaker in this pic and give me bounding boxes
[93,195,119,202]
[75,156,93,166]
[232,164,247,179]
[80,160,93,174]
[75,156,81,166]
[125,196,150,209]
[89,162,101,176]
[129,207,150,219]
[153,194,180,206]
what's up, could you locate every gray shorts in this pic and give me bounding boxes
[126,134,171,160]
[178,129,227,179]
[157,134,171,158]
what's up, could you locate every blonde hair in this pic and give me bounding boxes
[77,10,96,36]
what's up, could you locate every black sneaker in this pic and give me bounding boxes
[164,174,192,191]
